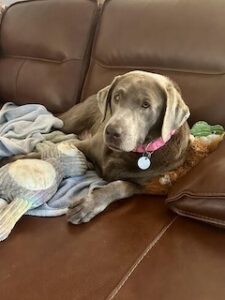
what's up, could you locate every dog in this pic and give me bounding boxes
[59,71,190,224]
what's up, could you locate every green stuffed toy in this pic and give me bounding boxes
[191,121,224,137]
[0,142,88,241]
[190,121,225,152]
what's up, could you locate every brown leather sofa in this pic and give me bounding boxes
[1,1,225,299]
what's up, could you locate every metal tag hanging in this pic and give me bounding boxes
[137,153,152,170]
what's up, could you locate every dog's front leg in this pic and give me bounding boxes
[67,180,140,224]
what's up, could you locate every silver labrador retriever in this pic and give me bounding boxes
[60,71,190,224]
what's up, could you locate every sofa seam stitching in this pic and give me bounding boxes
[15,59,26,99]
[80,0,107,100]
[171,208,225,226]
[167,193,225,203]
[106,216,178,300]
[94,59,225,76]
[1,55,81,64]
[72,2,100,105]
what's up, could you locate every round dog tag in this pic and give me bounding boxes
[137,154,151,170]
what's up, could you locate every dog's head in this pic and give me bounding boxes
[97,71,190,152]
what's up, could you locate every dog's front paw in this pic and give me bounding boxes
[67,195,107,224]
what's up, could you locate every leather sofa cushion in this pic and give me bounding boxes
[0,196,175,300]
[166,140,225,227]
[82,0,225,126]
[0,0,98,113]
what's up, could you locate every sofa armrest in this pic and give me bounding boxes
[166,140,225,228]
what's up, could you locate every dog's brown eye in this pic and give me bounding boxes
[114,94,120,103]
[142,101,150,109]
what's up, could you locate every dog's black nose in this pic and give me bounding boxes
[106,125,121,139]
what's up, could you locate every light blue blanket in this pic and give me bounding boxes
[0,102,63,158]
[26,171,106,217]
[0,102,105,218]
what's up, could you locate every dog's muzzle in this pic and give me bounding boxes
[105,124,123,150]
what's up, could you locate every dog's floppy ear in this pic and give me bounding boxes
[97,75,121,121]
[161,81,190,142]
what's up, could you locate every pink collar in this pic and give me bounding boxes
[133,130,175,153]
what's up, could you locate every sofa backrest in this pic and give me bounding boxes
[0,0,98,113]
[82,0,225,126]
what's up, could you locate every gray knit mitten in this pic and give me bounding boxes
[0,142,88,241]
[0,158,62,241]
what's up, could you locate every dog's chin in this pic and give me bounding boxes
[106,142,138,153]
[104,136,139,152]
[107,144,123,152]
